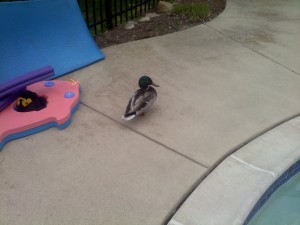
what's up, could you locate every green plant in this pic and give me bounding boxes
[172,2,210,20]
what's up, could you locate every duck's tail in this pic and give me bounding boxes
[122,112,136,121]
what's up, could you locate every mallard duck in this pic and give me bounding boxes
[122,76,159,120]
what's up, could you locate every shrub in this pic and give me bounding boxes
[172,2,210,20]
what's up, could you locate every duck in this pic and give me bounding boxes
[122,75,159,120]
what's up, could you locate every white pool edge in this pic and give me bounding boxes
[168,116,300,225]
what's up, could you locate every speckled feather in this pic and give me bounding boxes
[124,86,157,119]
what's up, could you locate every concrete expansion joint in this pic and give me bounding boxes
[230,154,276,177]
[81,102,209,168]
[204,24,300,77]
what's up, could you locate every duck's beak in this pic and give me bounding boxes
[152,82,159,87]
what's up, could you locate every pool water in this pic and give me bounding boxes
[248,172,300,225]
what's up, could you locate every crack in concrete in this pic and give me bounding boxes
[230,154,276,177]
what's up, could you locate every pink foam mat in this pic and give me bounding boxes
[0,80,80,149]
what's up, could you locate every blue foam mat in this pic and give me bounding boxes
[0,0,105,84]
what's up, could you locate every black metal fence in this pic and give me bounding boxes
[77,0,160,35]
[0,0,161,35]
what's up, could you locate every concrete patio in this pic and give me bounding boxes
[0,0,300,224]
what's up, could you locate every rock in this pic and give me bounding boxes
[125,21,135,30]
[139,16,150,22]
[146,12,160,18]
[156,1,173,14]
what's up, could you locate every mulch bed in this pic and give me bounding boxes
[95,0,226,48]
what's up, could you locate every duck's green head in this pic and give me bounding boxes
[138,76,159,90]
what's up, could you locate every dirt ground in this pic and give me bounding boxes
[95,0,226,48]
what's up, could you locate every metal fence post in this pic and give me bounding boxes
[104,0,113,30]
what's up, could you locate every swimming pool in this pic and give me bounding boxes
[244,160,300,225]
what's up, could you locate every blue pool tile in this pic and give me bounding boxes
[243,159,300,225]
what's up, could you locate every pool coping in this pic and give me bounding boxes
[168,116,300,225]
[243,159,300,224]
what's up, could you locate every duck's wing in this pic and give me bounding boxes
[124,88,156,115]
[138,88,157,114]
[124,89,145,114]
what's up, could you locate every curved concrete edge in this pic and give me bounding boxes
[167,116,300,225]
